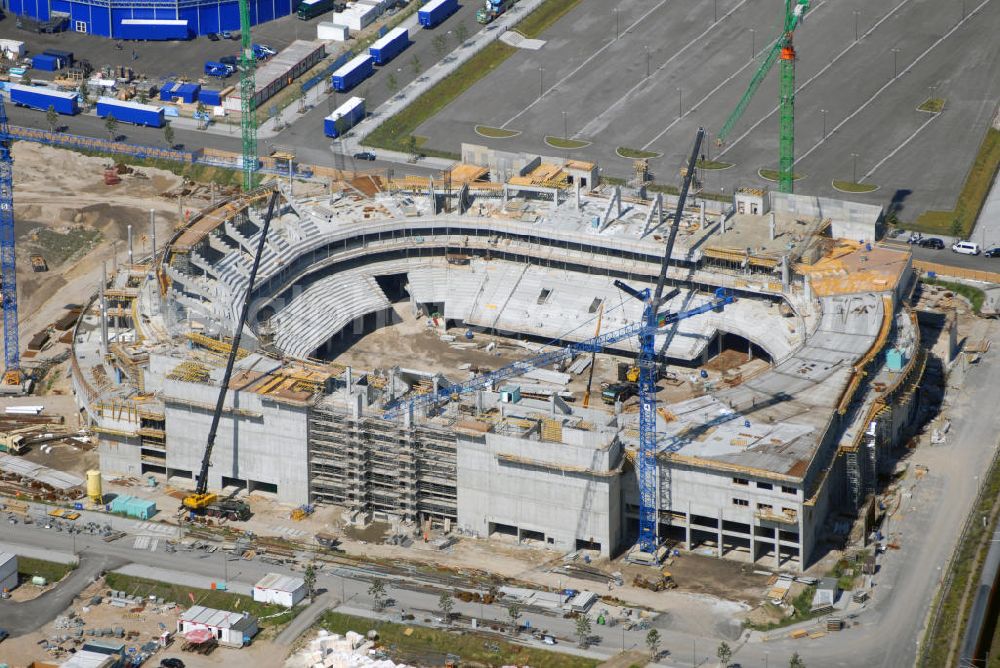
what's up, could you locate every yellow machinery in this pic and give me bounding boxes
[182,492,218,511]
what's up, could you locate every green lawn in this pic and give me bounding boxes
[758,168,803,182]
[617,147,661,159]
[911,129,1000,236]
[544,136,590,150]
[319,611,598,668]
[18,556,76,584]
[475,126,520,139]
[921,277,985,314]
[104,573,298,627]
[832,180,879,193]
[918,97,946,113]
[364,0,585,156]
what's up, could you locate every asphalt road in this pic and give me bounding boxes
[883,237,1000,272]
[0,551,126,636]
[415,0,1000,221]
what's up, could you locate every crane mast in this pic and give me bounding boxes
[238,0,258,191]
[0,93,19,387]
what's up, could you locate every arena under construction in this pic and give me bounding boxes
[71,156,926,571]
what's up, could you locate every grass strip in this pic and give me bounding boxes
[696,159,733,170]
[911,129,1000,236]
[759,168,803,182]
[921,277,985,315]
[544,136,590,149]
[617,147,661,159]
[18,556,76,583]
[364,0,585,154]
[475,125,520,139]
[319,611,598,668]
[104,572,298,627]
[918,97,946,113]
[832,180,878,193]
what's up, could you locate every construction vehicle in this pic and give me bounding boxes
[633,569,677,591]
[601,382,636,406]
[476,0,516,24]
[385,130,730,559]
[181,190,279,521]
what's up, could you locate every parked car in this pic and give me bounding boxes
[252,43,276,59]
[951,240,981,255]
[159,658,184,668]
[354,151,376,161]
[985,247,1000,257]
[207,32,220,41]
[918,237,945,249]
[221,30,237,40]
[220,55,238,68]
[907,232,923,244]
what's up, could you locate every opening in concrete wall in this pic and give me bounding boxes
[249,480,278,495]
[221,476,247,491]
[489,522,518,539]
[575,538,602,552]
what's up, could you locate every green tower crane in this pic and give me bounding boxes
[238,0,258,190]
[716,0,810,194]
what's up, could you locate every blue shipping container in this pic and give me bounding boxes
[205,62,231,78]
[369,27,409,66]
[9,84,79,115]
[31,54,60,71]
[418,0,458,27]
[331,54,373,92]
[159,82,179,102]
[96,97,165,128]
[43,49,74,65]
[200,89,223,106]
[324,96,365,138]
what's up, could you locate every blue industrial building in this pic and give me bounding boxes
[7,0,295,39]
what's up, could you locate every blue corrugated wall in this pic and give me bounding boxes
[7,0,293,38]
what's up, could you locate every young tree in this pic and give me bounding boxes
[45,105,58,132]
[403,135,418,160]
[454,22,469,45]
[432,34,448,58]
[438,592,454,623]
[104,114,118,141]
[646,629,661,660]
[368,578,387,611]
[789,652,806,668]
[410,55,422,76]
[163,122,175,149]
[950,218,962,238]
[507,602,522,632]
[78,81,89,107]
[386,72,399,95]
[717,641,732,667]
[21,71,31,86]
[303,563,317,603]
[575,614,592,648]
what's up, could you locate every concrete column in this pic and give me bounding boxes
[781,255,789,290]
[99,262,109,355]
[575,180,581,211]
[717,509,724,558]
[149,209,156,262]
[686,501,692,550]
[615,186,622,216]
[804,275,812,301]
[127,224,133,265]
[475,390,484,415]
[768,212,776,240]
[345,366,353,398]
[749,526,757,565]
[699,201,705,228]
[720,214,727,234]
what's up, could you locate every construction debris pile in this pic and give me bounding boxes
[286,629,414,668]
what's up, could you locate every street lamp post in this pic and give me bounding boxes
[851,152,860,184]
[853,10,861,41]
[677,87,683,119]
[750,28,756,59]
[645,45,650,77]
[538,66,543,99]
[613,8,620,39]
[562,111,568,140]
[821,108,827,139]
[714,0,718,22]
[891,48,901,78]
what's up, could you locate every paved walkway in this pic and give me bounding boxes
[275,591,335,645]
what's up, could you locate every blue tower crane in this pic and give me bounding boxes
[384,128,727,556]
[0,94,20,387]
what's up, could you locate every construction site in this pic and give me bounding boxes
[50,128,923,573]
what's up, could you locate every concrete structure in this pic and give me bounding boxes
[74,176,921,570]
[253,572,306,607]
[177,605,258,647]
[0,551,18,592]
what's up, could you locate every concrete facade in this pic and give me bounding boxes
[0,552,18,592]
[456,413,623,557]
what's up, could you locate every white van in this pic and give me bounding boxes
[952,241,981,255]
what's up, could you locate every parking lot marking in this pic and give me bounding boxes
[501,0,673,129]
[860,112,940,182]
[717,0,915,159]
[578,0,751,140]
[793,0,992,167]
